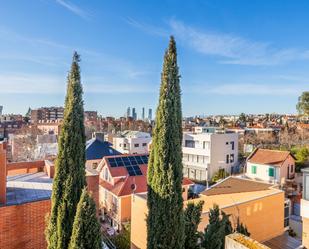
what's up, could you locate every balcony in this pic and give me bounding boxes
[182,146,210,156]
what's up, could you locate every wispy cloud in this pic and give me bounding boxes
[125,17,168,37]
[169,19,309,66]
[0,73,155,94]
[55,0,90,20]
[0,74,64,94]
[127,17,309,66]
[209,83,302,95]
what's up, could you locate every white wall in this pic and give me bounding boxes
[182,132,239,181]
[113,135,151,154]
[246,162,279,183]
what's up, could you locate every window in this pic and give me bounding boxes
[142,143,147,147]
[134,143,139,147]
[123,144,127,148]
[269,167,275,177]
[104,167,109,181]
[92,162,98,169]
[230,154,234,163]
[226,155,229,164]
[185,140,195,148]
[251,165,257,174]
[290,165,294,173]
[231,141,235,150]
[119,144,122,147]
[203,141,206,149]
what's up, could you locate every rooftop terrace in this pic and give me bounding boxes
[4,172,52,206]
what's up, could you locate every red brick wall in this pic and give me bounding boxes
[86,174,99,208]
[0,199,51,249]
[6,161,45,176]
[0,144,7,204]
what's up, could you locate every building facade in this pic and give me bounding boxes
[246,149,296,185]
[182,127,239,182]
[113,131,151,154]
[31,107,64,123]
[96,154,193,231]
[131,177,285,249]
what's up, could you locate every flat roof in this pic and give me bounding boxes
[3,172,52,206]
[202,177,273,196]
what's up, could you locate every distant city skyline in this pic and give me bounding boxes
[1,1,309,116]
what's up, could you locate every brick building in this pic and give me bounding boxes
[0,142,99,249]
[31,107,64,123]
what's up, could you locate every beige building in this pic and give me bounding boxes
[131,177,285,249]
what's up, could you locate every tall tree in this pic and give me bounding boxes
[184,201,204,249]
[147,36,184,249]
[297,91,309,116]
[69,189,102,249]
[46,52,86,249]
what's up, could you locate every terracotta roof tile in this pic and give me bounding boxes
[247,148,294,167]
[99,154,194,197]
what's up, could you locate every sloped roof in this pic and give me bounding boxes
[99,154,194,197]
[201,177,273,196]
[86,138,121,160]
[247,148,295,167]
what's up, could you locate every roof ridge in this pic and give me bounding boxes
[118,176,130,195]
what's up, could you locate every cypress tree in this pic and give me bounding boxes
[147,36,184,249]
[184,201,204,249]
[68,189,102,249]
[202,205,233,249]
[202,205,225,249]
[235,217,250,237]
[46,52,86,249]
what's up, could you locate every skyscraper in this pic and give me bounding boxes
[132,108,137,120]
[148,108,152,121]
[142,107,145,120]
[127,107,131,118]
[0,106,3,116]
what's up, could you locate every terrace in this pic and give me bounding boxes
[4,172,52,206]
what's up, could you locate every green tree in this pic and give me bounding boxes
[211,169,229,183]
[46,52,86,249]
[235,217,250,237]
[184,201,204,249]
[68,189,101,249]
[291,146,309,171]
[110,223,131,249]
[202,205,233,249]
[239,113,246,124]
[297,91,309,116]
[147,36,184,249]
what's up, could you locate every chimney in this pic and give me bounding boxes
[92,132,104,143]
[0,142,7,205]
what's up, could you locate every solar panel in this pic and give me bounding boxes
[108,155,148,174]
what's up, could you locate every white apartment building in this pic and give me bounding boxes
[113,130,151,154]
[182,127,238,182]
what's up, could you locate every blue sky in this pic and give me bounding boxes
[0,0,308,117]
